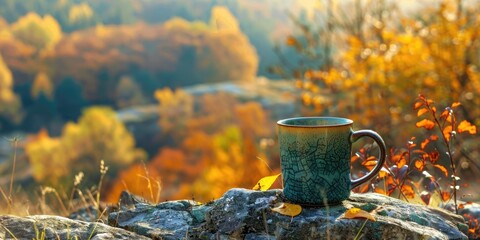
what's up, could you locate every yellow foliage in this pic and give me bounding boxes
[25,107,146,187]
[210,6,240,32]
[155,88,194,134]
[0,54,14,102]
[69,3,94,24]
[295,0,480,143]
[0,54,22,122]
[31,72,53,99]
[11,12,62,50]
[164,17,209,31]
[25,134,66,184]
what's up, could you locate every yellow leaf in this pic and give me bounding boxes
[271,202,302,217]
[342,207,376,221]
[252,173,281,191]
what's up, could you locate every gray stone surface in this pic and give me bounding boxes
[0,189,471,239]
[0,215,150,240]
[109,189,468,240]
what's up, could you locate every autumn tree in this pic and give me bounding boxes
[155,87,194,142]
[10,12,62,51]
[278,0,480,146]
[68,3,94,25]
[31,72,53,99]
[107,89,276,202]
[115,76,147,109]
[0,54,22,130]
[25,107,146,189]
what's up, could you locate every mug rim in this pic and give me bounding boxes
[277,117,353,128]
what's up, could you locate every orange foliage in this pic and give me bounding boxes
[107,91,275,202]
[10,12,62,51]
[352,95,476,216]
[106,164,161,203]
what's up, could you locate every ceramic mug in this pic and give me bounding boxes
[277,117,386,206]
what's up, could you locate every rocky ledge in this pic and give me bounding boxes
[0,188,470,239]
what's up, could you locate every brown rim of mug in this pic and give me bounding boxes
[277,117,353,128]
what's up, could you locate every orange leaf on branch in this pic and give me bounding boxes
[414,101,424,109]
[415,160,425,171]
[441,191,451,201]
[416,119,435,130]
[451,102,461,108]
[401,185,415,199]
[442,125,453,142]
[378,169,388,178]
[457,120,477,134]
[420,139,430,149]
[361,156,378,171]
[417,108,429,117]
[429,151,440,163]
[374,188,386,195]
[440,109,450,120]
[434,164,448,177]
[429,135,439,141]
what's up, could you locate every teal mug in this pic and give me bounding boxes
[277,117,386,206]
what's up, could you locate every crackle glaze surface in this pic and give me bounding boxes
[277,117,353,205]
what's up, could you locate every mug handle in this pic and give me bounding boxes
[350,130,387,189]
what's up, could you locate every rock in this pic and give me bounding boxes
[108,189,468,240]
[0,189,470,239]
[0,215,150,240]
[108,196,201,240]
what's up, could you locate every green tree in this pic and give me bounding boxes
[23,92,57,132]
[131,67,162,100]
[54,77,87,121]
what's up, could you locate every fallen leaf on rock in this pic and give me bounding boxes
[271,202,302,217]
[341,207,376,221]
[252,173,281,191]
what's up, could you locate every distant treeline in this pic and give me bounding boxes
[0,6,257,132]
[0,0,311,132]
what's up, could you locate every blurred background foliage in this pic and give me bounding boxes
[0,0,478,209]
